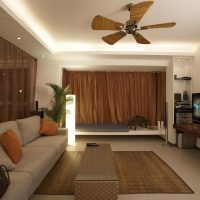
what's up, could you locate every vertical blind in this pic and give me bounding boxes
[0,37,37,122]
[63,70,166,125]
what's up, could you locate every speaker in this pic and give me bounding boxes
[35,101,38,111]
[40,111,44,119]
[164,101,168,146]
[33,101,38,111]
[177,133,195,148]
[164,101,168,127]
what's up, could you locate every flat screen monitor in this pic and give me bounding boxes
[192,93,200,124]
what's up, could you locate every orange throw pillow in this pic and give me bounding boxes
[40,119,58,136]
[0,129,23,164]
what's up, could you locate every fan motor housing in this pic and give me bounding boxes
[127,3,134,11]
[125,24,137,34]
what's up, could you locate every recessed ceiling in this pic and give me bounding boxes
[0,0,200,58]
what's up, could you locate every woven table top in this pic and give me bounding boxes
[75,144,118,181]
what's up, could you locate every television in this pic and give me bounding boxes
[192,93,200,125]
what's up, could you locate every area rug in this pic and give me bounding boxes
[35,151,193,195]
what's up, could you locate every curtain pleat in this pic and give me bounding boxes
[63,70,166,125]
[0,37,37,122]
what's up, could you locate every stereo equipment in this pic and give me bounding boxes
[174,108,192,125]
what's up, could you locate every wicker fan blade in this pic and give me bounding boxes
[130,1,154,24]
[141,22,176,30]
[92,15,124,30]
[133,32,150,44]
[102,31,126,45]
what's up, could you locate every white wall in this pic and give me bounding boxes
[35,60,62,108]
[192,47,200,147]
[173,57,193,101]
[166,59,176,144]
[193,47,200,92]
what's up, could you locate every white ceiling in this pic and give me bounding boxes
[0,0,200,61]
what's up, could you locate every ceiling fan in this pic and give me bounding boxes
[91,1,176,45]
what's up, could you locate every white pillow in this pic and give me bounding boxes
[0,145,16,170]
[16,115,40,145]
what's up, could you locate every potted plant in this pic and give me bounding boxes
[42,83,73,127]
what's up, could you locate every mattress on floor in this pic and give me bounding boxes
[76,123,129,132]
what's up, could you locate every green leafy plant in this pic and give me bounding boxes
[42,83,73,126]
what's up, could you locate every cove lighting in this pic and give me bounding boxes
[1,0,54,52]
[66,95,76,145]
[53,42,197,55]
[0,0,198,55]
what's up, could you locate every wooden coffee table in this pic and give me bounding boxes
[75,143,118,200]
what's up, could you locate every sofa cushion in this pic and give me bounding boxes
[0,145,16,170]
[1,171,32,200]
[25,135,67,155]
[40,119,58,136]
[0,121,22,144]
[13,146,57,183]
[0,129,23,164]
[16,116,40,145]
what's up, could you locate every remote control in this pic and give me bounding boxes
[86,143,99,146]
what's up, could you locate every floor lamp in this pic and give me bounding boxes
[66,95,76,145]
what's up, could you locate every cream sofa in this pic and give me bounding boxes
[0,116,67,200]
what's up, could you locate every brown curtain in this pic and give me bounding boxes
[63,70,166,125]
[0,37,37,122]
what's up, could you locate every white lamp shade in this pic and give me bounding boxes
[66,95,76,145]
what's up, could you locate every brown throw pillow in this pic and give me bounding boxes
[40,119,58,136]
[0,129,23,164]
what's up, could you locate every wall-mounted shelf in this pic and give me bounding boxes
[174,75,192,80]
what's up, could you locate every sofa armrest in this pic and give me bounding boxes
[58,128,68,136]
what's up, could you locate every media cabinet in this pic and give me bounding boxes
[173,124,200,138]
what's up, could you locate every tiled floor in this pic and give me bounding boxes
[31,135,200,200]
